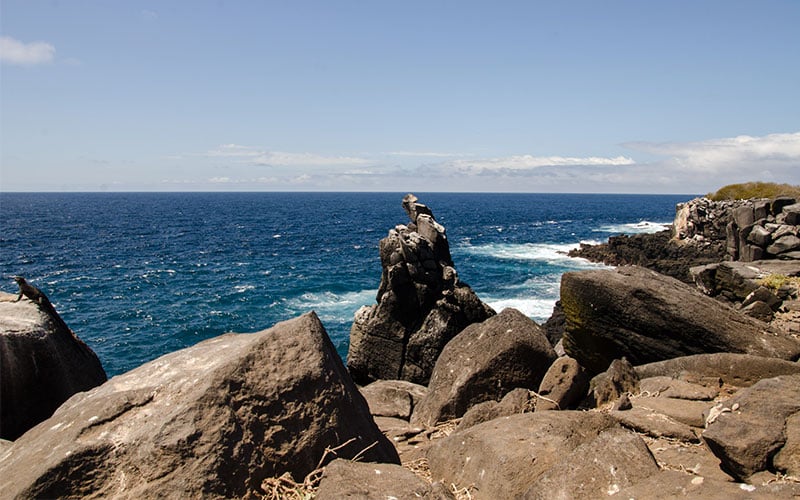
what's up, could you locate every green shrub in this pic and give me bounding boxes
[757,274,800,291]
[707,182,800,201]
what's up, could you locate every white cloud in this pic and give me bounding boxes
[252,152,371,167]
[206,144,262,158]
[0,36,55,66]
[436,154,635,175]
[624,132,800,175]
[204,144,371,167]
[386,151,472,158]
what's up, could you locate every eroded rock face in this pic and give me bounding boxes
[522,427,659,499]
[634,352,800,387]
[703,374,800,481]
[426,411,618,499]
[673,196,800,262]
[560,266,800,373]
[348,194,494,385]
[536,356,589,411]
[411,308,556,426]
[316,459,452,500]
[0,291,107,440]
[0,312,398,499]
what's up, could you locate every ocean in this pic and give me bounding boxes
[0,192,691,377]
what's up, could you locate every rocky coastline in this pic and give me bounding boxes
[1,193,800,498]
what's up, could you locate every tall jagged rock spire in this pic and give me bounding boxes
[347,194,495,385]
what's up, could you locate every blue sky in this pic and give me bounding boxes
[1,1,798,193]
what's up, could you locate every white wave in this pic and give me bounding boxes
[486,297,558,322]
[284,288,378,322]
[593,221,670,234]
[234,284,255,293]
[459,242,606,268]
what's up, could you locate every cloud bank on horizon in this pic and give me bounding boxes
[153,131,798,194]
[1,2,798,193]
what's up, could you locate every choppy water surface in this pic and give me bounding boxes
[0,192,689,376]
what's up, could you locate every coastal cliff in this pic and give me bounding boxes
[0,289,106,441]
[2,192,800,498]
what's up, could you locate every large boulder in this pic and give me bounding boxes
[348,194,495,385]
[0,312,398,499]
[522,427,659,499]
[702,374,800,481]
[0,290,107,440]
[560,266,800,373]
[426,411,617,498]
[634,352,800,387]
[411,308,556,426]
[359,379,428,420]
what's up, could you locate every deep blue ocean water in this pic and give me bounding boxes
[0,192,691,377]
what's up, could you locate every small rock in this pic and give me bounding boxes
[316,459,453,500]
[455,388,531,432]
[612,407,700,442]
[632,396,712,427]
[536,356,589,411]
[773,413,800,477]
[767,234,800,256]
[741,300,775,322]
[742,286,782,311]
[612,393,633,411]
[360,380,427,420]
[590,357,640,407]
[703,374,800,480]
[617,469,800,499]
[639,376,719,400]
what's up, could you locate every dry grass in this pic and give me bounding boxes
[259,438,378,500]
[707,182,800,201]
[758,273,800,292]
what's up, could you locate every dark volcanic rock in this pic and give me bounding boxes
[454,388,531,432]
[589,357,640,406]
[411,308,556,426]
[359,379,428,420]
[536,356,589,410]
[426,411,617,499]
[568,230,725,283]
[348,194,495,385]
[522,427,659,499]
[634,353,800,387]
[0,290,107,441]
[560,266,800,373]
[617,470,800,499]
[316,459,453,500]
[702,374,800,481]
[0,312,398,499]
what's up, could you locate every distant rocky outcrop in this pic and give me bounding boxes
[560,266,800,374]
[0,288,106,441]
[0,312,398,498]
[348,194,495,385]
[569,229,725,283]
[569,196,800,284]
[674,196,800,261]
